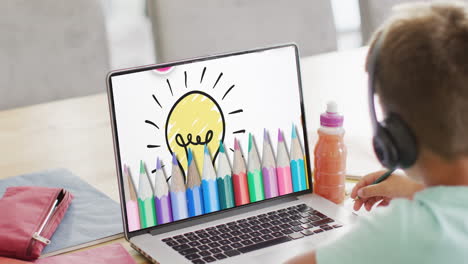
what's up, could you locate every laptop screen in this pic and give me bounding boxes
[108,45,311,234]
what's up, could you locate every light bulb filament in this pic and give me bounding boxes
[175,130,214,149]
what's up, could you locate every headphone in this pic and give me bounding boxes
[367,31,418,169]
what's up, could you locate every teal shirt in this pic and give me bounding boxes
[317,186,468,264]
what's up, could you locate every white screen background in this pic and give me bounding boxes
[111,46,306,190]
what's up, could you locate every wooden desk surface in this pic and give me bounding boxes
[0,47,380,263]
[0,93,147,262]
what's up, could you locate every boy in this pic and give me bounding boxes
[287,2,468,263]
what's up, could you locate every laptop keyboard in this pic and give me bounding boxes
[161,204,342,263]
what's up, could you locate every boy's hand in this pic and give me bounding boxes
[350,170,424,211]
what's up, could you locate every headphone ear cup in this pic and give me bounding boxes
[384,114,418,168]
[373,125,399,169]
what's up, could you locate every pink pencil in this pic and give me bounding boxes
[276,129,293,195]
[123,165,141,231]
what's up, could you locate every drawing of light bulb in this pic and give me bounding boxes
[165,91,225,174]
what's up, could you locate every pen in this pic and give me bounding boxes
[355,168,396,200]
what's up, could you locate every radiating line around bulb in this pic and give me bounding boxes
[144,120,159,130]
[200,67,206,83]
[152,94,162,108]
[213,72,223,89]
[222,85,235,100]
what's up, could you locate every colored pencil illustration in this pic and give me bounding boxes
[247,133,265,202]
[123,164,140,231]
[262,129,279,198]
[137,160,157,228]
[201,145,220,213]
[154,158,173,224]
[216,141,235,209]
[186,148,204,217]
[304,154,310,189]
[232,138,250,206]
[277,129,293,195]
[290,124,307,192]
[169,153,189,221]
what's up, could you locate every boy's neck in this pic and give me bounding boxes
[416,150,468,186]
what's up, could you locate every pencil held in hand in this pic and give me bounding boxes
[354,169,396,200]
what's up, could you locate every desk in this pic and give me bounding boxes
[0,47,379,263]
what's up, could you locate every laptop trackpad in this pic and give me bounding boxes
[252,239,318,263]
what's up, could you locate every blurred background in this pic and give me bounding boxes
[1,0,428,110]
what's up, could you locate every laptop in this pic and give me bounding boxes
[106,44,357,263]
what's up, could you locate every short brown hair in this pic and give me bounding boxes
[367,1,468,159]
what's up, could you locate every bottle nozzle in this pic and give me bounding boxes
[326,101,338,114]
[321,101,343,127]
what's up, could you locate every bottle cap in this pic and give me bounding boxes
[320,101,344,127]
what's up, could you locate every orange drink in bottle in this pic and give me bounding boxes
[313,101,347,204]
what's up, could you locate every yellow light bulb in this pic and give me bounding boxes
[165,91,225,174]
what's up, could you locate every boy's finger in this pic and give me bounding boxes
[357,183,389,199]
[365,197,380,211]
[353,195,373,211]
[353,199,364,211]
[378,198,391,207]
[350,176,371,198]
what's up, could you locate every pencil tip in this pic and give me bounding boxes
[278,129,284,142]
[234,138,240,151]
[187,148,193,165]
[139,160,145,174]
[125,165,131,177]
[219,141,225,153]
[156,158,162,170]
[172,153,178,165]
[291,124,297,139]
[248,133,253,152]
[264,129,270,143]
[204,144,209,155]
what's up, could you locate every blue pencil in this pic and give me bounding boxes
[290,124,307,192]
[186,148,204,217]
[169,153,188,221]
[201,145,220,213]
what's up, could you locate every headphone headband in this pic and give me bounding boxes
[367,29,418,169]
[367,30,388,130]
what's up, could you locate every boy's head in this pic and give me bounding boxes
[367,2,468,166]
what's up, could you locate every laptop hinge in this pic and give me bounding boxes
[149,195,298,236]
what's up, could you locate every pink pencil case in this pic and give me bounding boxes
[0,186,73,261]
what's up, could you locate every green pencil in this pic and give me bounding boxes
[137,160,157,228]
[217,141,235,209]
[247,133,265,202]
[373,169,396,184]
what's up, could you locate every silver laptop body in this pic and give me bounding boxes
[107,44,357,264]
